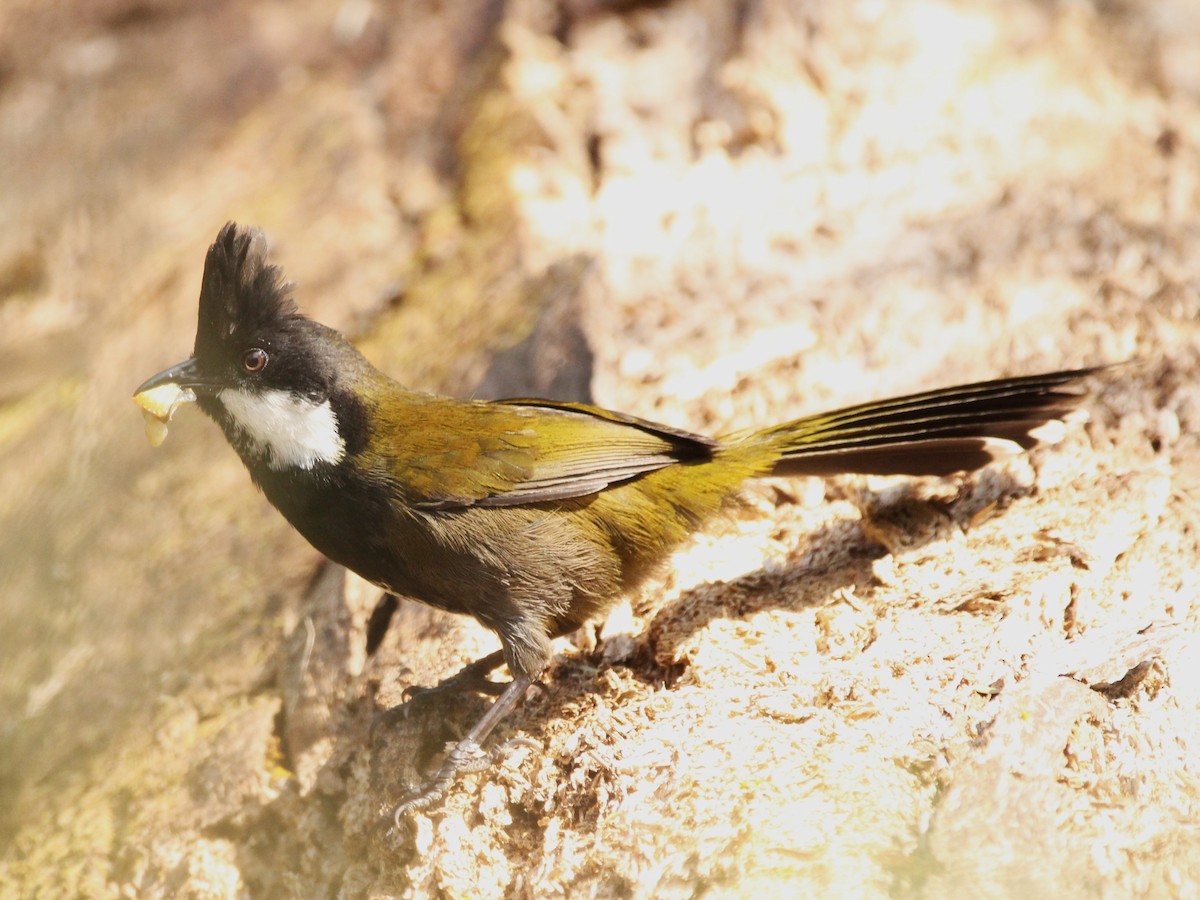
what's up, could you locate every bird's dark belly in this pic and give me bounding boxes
[252,464,633,647]
[256,469,496,619]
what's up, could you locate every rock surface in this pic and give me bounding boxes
[2,0,1199,896]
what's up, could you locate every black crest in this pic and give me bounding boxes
[194,223,298,361]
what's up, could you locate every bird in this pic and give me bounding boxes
[135,223,1101,824]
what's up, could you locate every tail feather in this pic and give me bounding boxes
[755,367,1099,478]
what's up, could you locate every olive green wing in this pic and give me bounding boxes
[375,396,717,510]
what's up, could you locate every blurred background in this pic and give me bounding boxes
[2,0,1199,895]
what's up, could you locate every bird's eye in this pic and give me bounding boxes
[242,348,269,373]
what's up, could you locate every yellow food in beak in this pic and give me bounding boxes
[134,383,196,447]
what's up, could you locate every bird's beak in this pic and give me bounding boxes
[133,358,220,397]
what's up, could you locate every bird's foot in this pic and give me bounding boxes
[390,735,541,827]
[391,736,486,823]
[386,675,537,827]
[400,649,508,706]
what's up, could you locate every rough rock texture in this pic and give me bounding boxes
[2,0,1199,896]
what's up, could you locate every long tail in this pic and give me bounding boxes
[743,367,1101,478]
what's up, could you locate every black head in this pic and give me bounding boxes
[191,223,336,402]
[136,223,372,471]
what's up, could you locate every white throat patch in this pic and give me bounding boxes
[219,387,346,471]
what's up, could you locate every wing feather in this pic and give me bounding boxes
[373,396,716,510]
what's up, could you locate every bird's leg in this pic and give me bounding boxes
[371,650,511,737]
[401,649,509,703]
[391,674,534,824]
[365,592,399,657]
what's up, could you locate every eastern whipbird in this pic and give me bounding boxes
[135,223,1102,825]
